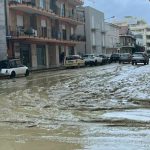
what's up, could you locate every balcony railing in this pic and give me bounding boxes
[9,0,84,24]
[70,34,85,41]
[9,0,36,6]
[120,43,135,47]
[8,26,85,42]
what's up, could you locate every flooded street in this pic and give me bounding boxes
[0,63,150,150]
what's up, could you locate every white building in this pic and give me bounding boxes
[104,22,120,55]
[130,21,150,52]
[76,6,105,55]
[114,16,150,53]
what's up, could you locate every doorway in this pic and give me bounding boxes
[20,44,31,67]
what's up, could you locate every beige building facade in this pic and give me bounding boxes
[5,0,84,69]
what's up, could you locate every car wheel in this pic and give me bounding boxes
[144,62,146,65]
[132,61,134,65]
[10,71,16,79]
[25,69,30,77]
[95,60,97,66]
[90,62,94,66]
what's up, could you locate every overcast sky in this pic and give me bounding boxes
[84,0,150,23]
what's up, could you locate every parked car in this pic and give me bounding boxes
[97,54,109,64]
[109,53,120,63]
[0,59,29,78]
[83,54,103,66]
[132,52,149,65]
[64,55,85,68]
[119,53,132,64]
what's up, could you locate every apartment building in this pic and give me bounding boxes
[104,22,120,55]
[119,25,136,53]
[129,21,150,53]
[114,16,150,53]
[76,6,105,55]
[0,1,7,61]
[2,0,84,69]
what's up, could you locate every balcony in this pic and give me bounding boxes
[8,26,84,45]
[119,34,135,39]
[146,39,150,43]
[9,0,84,25]
[68,0,84,6]
[120,43,135,48]
[146,32,150,36]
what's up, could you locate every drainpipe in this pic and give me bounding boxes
[4,0,8,36]
[83,10,86,54]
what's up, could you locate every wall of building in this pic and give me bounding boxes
[105,22,120,55]
[0,0,7,60]
[130,23,150,51]
[85,6,104,55]
[76,6,105,55]
[6,0,82,69]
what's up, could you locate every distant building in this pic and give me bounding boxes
[104,22,120,55]
[114,16,150,53]
[130,21,150,53]
[119,25,136,53]
[76,6,105,55]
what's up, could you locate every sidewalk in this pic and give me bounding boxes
[30,66,65,74]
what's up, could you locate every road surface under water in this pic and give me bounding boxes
[0,63,150,150]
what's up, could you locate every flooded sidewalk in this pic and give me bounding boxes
[0,64,150,150]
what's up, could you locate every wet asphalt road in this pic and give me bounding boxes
[0,63,150,150]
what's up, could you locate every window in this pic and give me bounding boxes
[71,27,74,35]
[17,15,23,27]
[40,0,46,9]
[41,19,46,27]
[60,3,65,17]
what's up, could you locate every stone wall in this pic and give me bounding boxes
[0,0,7,60]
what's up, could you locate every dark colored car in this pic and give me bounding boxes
[109,53,120,63]
[98,55,109,64]
[119,53,132,64]
[132,52,149,65]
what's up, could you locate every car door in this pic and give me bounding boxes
[9,60,19,75]
[16,60,26,75]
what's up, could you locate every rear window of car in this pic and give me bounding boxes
[111,54,120,57]
[66,56,81,60]
[133,53,143,57]
[120,54,130,57]
[83,55,94,58]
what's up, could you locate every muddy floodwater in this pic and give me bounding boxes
[0,64,150,150]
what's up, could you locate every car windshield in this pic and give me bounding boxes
[133,53,143,57]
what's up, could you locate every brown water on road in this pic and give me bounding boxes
[0,64,150,150]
